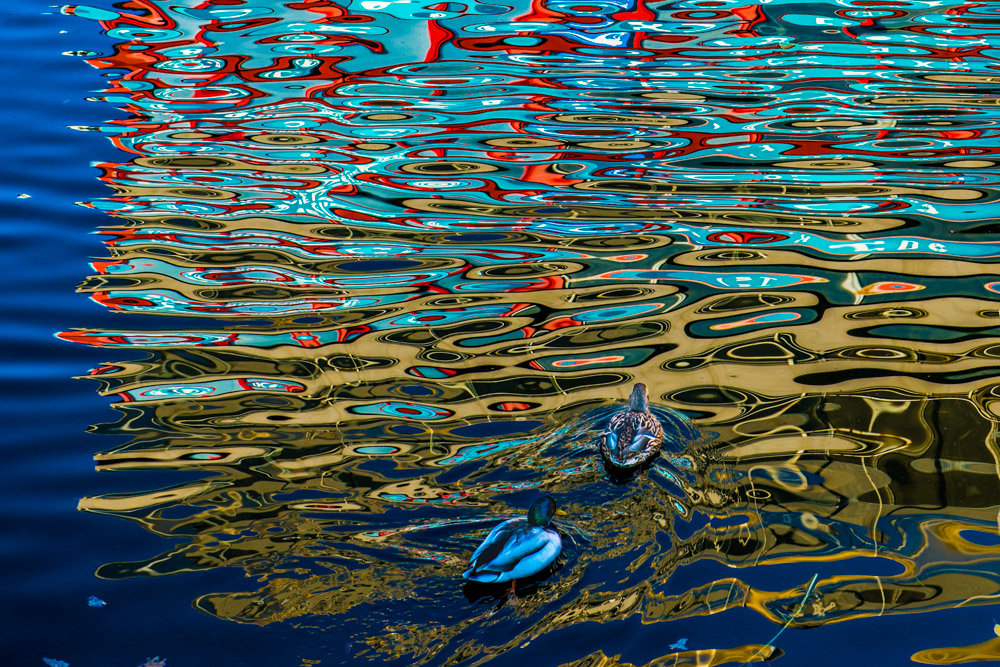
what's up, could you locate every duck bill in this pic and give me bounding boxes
[554,509,568,516]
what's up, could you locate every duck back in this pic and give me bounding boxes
[601,408,665,469]
[463,519,562,583]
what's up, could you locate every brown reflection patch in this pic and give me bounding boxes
[640,92,707,102]
[404,198,904,230]
[925,74,1000,84]
[168,131,213,139]
[109,186,236,200]
[790,119,892,128]
[399,161,499,174]
[697,294,796,314]
[563,645,777,667]
[573,180,987,201]
[467,261,582,279]
[135,156,328,174]
[773,159,875,169]
[698,249,767,261]
[871,96,1000,106]
[945,160,996,168]
[550,113,689,126]
[912,636,1000,664]
[845,307,927,320]
[80,482,221,513]
[575,140,653,150]
[484,137,564,148]
[95,446,271,470]
[249,133,321,144]
[564,235,666,250]
[196,566,417,624]
[363,112,411,121]
[674,249,999,276]
[723,434,869,459]
[931,522,1000,556]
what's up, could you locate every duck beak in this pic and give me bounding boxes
[555,509,568,516]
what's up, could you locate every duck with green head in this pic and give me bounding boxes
[463,496,566,593]
[601,383,665,471]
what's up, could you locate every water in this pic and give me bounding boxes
[6,0,1000,664]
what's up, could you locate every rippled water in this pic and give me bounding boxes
[28,0,1000,663]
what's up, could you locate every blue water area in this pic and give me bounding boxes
[7,0,1000,665]
[0,5,309,665]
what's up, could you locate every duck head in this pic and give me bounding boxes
[629,383,650,412]
[527,495,566,526]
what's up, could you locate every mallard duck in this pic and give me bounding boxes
[463,496,566,591]
[601,382,665,470]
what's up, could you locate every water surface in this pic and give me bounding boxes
[26,0,1000,664]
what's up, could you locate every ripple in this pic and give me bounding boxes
[57,0,1000,663]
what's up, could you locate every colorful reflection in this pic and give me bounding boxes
[59,0,1000,663]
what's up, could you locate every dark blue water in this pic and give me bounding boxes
[7,0,1000,665]
[0,5,300,665]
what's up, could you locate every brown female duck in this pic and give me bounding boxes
[600,383,664,470]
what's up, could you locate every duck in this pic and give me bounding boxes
[601,382,665,471]
[463,496,566,593]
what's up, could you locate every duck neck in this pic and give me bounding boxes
[629,384,649,412]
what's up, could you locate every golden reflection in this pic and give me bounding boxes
[64,0,1000,662]
[912,636,1000,664]
[561,645,777,666]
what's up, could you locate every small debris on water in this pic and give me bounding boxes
[669,638,688,650]
[42,659,69,667]
[86,595,106,607]
[17,194,30,199]
[138,658,167,667]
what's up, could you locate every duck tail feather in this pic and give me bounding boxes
[463,568,502,583]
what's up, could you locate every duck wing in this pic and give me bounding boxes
[469,518,521,566]
[628,419,663,454]
[465,520,559,581]
[604,410,664,465]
